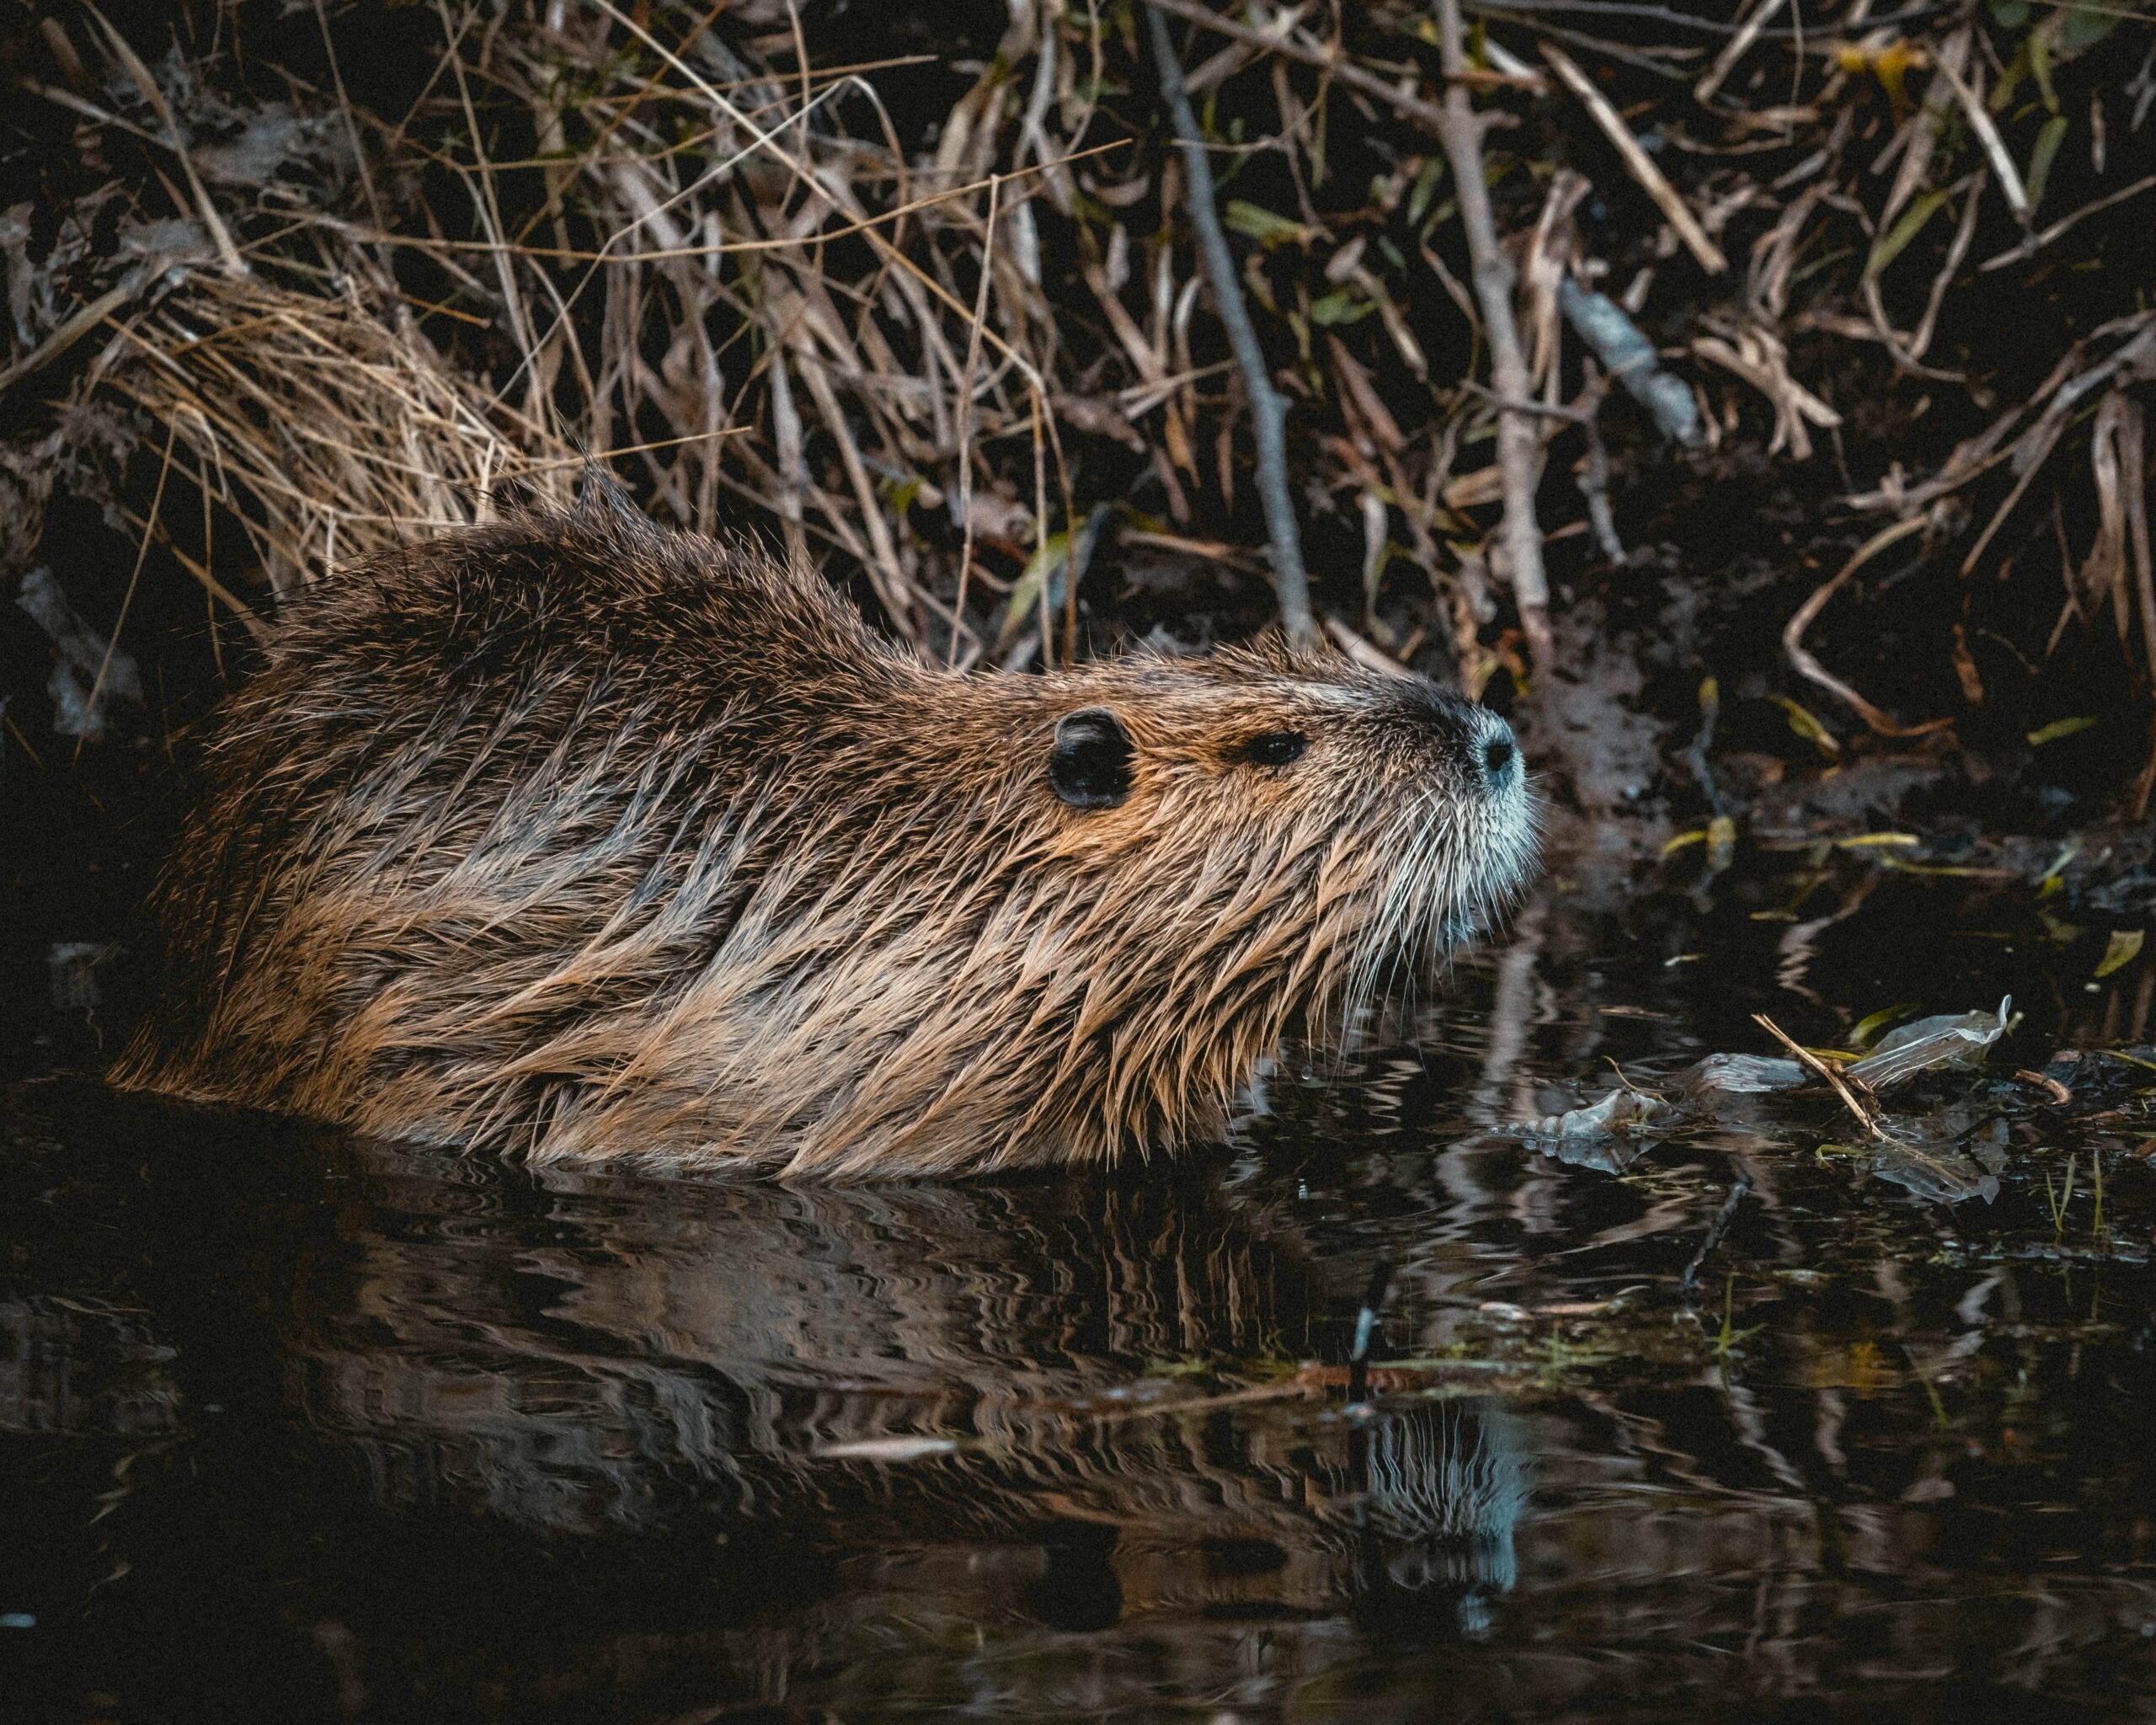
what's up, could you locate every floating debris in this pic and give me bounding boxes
[1512,999,2015,1202]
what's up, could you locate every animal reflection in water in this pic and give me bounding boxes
[283,1143,1529,1634]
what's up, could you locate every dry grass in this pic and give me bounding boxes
[105,274,576,607]
[3,0,2153,798]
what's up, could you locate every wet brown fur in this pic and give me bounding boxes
[114,499,1535,1176]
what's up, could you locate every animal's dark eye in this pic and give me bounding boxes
[1242,730,1308,768]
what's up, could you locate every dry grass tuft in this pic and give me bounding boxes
[106,275,576,606]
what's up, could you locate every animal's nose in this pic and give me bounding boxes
[1479,723,1518,783]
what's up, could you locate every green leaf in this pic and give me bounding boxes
[1851,1003,1923,1048]
[1990,38,2031,111]
[2025,114,2069,213]
[1308,288,1376,325]
[2027,714,2097,745]
[1407,155,1446,227]
[1833,831,1920,849]
[2095,929,2147,980]
[999,530,1072,646]
[2041,911,2084,946]
[1224,200,1311,248]
[2062,0,2116,51]
[1865,188,1951,282]
[2029,29,2057,113]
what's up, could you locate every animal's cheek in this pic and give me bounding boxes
[1041,793,1168,862]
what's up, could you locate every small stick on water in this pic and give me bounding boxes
[1754,1012,1887,1140]
[1681,1171,1753,1296]
[1145,3,1314,644]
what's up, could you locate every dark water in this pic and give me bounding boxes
[4,854,2155,1723]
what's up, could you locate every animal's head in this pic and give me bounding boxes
[740,628,1536,1167]
[995,635,1538,1078]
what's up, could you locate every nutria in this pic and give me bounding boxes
[115,496,1534,1175]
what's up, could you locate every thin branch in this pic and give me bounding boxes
[1753,1014,1886,1140]
[1144,0,1470,138]
[1467,0,1949,35]
[1541,41,1726,275]
[1932,56,2029,225]
[1679,1170,1753,1295]
[1460,378,1593,424]
[1434,0,1551,671]
[77,418,177,763]
[951,174,1002,666]
[1693,0,1787,105]
[1782,514,1952,739]
[79,3,247,277]
[1146,3,1314,643]
[1978,172,2156,275]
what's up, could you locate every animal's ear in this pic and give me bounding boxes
[1049,708,1133,809]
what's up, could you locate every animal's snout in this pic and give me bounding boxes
[1387,681,1522,793]
[1478,722,1518,786]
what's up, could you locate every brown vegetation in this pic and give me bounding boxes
[3,0,2154,837]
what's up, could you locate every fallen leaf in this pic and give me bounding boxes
[1772,694,1841,756]
[2096,930,2147,980]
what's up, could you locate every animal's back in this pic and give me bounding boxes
[118,504,917,1157]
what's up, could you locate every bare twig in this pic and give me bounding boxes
[1978,173,2156,275]
[1541,41,1727,275]
[1679,1169,1753,1295]
[950,173,1003,665]
[2123,397,2156,686]
[1782,514,1952,739]
[1753,1013,1886,1140]
[77,418,178,764]
[79,2,247,278]
[1458,378,1592,423]
[1572,366,1625,564]
[1146,3,1314,642]
[1930,56,2029,225]
[1144,0,1517,137]
[1435,0,1551,672]
[1325,617,1412,676]
[1691,326,1840,461]
[1693,0,1786,106]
